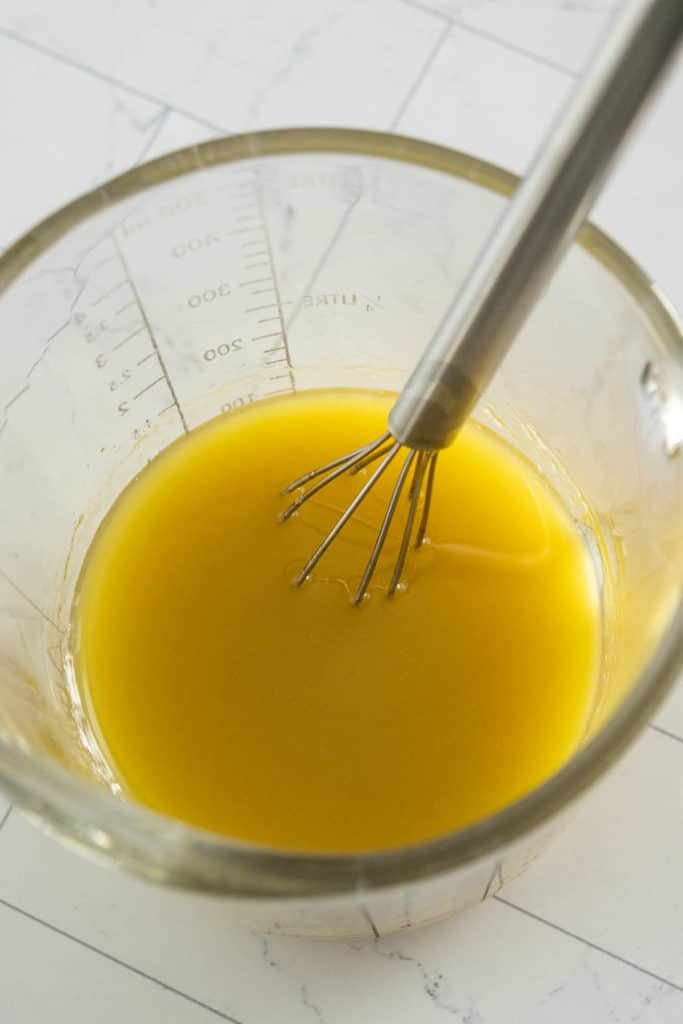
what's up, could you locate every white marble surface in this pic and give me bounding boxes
[1,1,683,1020]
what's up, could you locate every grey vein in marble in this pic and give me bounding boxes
[245,9,344,125]
[254,932,329,1024]
[0,318,70,439]
[348,941,481,1021]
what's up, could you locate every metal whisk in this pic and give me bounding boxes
[283,0,683,605]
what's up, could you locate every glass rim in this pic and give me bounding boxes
[1,126,682,898]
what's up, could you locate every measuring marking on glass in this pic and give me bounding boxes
[133,376,165,401]
[112,236,189,435]
[112,326,145,351]
[261,386,293,398]
[254,172,296,396]
[54,165,387,444]
[0,161,394,461]
[221,227,266,238]
[137,351,159,367]
[93,280,130,306]
[114,299,136,317]
[61,171,303,432]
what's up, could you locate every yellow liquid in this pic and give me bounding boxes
[73,389,600,852]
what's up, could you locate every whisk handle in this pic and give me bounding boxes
[389,0,683,451]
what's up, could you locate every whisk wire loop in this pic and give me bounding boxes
[284,434,438,602]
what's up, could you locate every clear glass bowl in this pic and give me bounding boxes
[1,128,682,937]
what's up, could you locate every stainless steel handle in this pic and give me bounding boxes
[389,0,683,450]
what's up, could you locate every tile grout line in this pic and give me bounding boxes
[495,895,683,994]
[0,4,578,158]
[0,897,245,1023]
[0,24,228,135]
[2,10,681,1013]
[649,722,683,746]
[389,19,452,131]
[397,0,451,20]
[449,17,577,78]
[396,0,577,78]
[283,197,360,332]
[286,17,452,332]
[134,106,173,166]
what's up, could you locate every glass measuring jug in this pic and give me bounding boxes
[1,128,682,938]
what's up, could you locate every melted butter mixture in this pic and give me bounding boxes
[73,389,600,852]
